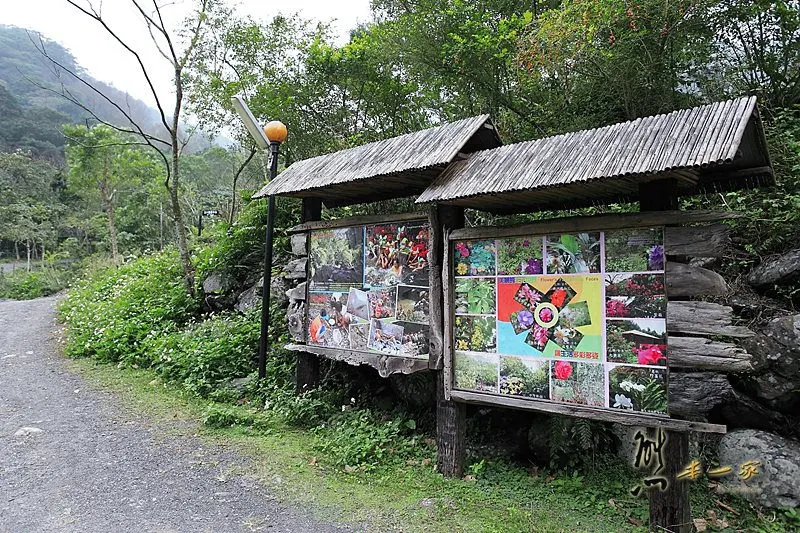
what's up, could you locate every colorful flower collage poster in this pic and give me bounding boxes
[306,221,431,359]
[451,227,668,417]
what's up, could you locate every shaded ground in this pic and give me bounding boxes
[0,296,348,533]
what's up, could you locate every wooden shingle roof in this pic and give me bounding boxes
[416,97,772,213]
[253,115,501,207]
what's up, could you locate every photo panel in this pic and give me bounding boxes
[608,364,668,415]
[606,318,667,365]
[454,277,496,315]
[454,315,497,353]
[497,275,602,359]
[309,228,364,291]
[365,222,430,287]
[349,323,370,351]
[398,321,429,357]
[605,273,666,319]
[550,360,604,406]
[545,233,601,274]
[499,356,550,399]
[347,288,370,321]
[307,291,357,349]
[497,237,544,276]
[604,227,664,272]
[454,240,497,276]
[367,286,397,319]
[453,352,499,393]
[367,319,404,355]
[396,285,430,323]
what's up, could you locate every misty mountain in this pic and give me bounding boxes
[0,25,211,161]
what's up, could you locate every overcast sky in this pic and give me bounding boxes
[3,0,373,106]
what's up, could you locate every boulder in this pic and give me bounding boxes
[270,275,289,307]
[290,233,307,256]
[740,315,800,414]
[283,258,307,280]
[202,271,238,310]
[717,429,800,508]
[235,280,260,313]
[748,248,800,288]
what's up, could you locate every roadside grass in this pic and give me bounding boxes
[68,357,800,533]
[67,358,652,532]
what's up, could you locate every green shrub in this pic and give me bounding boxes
[58,249,198,364]
[146,310,259,397]
[313,408,422,470]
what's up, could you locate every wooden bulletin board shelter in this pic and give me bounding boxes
[252,114,501,380]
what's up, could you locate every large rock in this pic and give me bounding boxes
[748,248,800,288]
[235,278,261,313]
[717,429,800,508]
[740,314,800,414]
[202,271,238,310]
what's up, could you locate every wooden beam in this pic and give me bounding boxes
[667,301,754,338]
[288,211,429,234]
[449,211,741,241]
[669,336,753,372]
[666,262,728,298]
[285,344,429,378]
[295,198,322,394]
[640,178,692,533]
[448,390,726,434]
[665,225,730,257]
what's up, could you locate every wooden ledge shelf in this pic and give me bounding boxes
[448,390,727,434]
[285,344,430,378]
[449,210,741,241]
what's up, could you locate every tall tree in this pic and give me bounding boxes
[35,0,220,290]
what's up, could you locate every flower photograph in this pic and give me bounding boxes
[608,365,668,414]
[499,356,549,399]
[309,228,364,291]
[606,319,667,365]
[454,277,496,315]
[497,237,543,275]
[453,352,499,393]
[550,360,604,406]
[454,240,496,276]
[545,233,600,273]
[605,273,666,319]
[454,315,497,353]
[604,227,664,272]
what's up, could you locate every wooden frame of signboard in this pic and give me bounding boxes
[285,210,441,377]
[442,210,727,434]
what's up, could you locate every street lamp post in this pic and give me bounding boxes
[258,121,288,379]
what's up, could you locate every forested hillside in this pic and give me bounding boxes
[0,25,167,161]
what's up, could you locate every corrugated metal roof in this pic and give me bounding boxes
[416,97,772,212]
[253,115,499,203]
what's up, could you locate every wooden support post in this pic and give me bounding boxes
[648,429,691,532]
[296,198,322,394]
[640,179,691,533]
[437,370,466,477]
[432,204,466,477]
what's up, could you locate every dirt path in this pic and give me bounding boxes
[0,297,348,533]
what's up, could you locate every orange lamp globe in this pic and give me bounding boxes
[264,121,288,143]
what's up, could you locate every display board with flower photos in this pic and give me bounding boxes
[306,220,431,359]
[450,227,669,417]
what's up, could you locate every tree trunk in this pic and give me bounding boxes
[169,68,193,294]
[99,166,120,265]
[26,239,31,272]
[14,241,19,261]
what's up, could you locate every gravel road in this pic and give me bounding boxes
[0,297,348,533]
